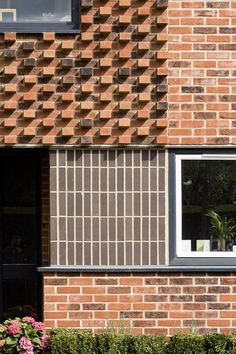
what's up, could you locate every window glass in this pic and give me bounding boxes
[177,156,236,256]
[0,0,71,22]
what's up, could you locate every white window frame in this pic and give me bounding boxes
[176,153,236,258]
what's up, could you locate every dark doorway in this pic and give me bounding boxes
[0,149,42,321]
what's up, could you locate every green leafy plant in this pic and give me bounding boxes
[0,317,49,354]
[50,328,94,354]
[206,210,236,250]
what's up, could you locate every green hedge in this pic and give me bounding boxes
[50,329,236,354]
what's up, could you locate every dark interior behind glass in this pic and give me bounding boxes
[182,160,236,252]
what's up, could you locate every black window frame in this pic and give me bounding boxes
[169,148,236,267]
[0,0,80,33]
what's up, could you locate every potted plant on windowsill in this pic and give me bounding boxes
[206,210,236,251]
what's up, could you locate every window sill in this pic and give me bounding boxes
[0,23,80,33]
[38,265,236,273]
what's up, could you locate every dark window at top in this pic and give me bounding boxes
[0,0,79,32]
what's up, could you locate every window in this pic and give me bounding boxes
[169,150,236,265]
[0,0,79,32]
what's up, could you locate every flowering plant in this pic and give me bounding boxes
[0,317,49,354]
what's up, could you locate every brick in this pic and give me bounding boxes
[4,49,16,59]
[80,136,93,144]
[100,111,112,119]
[4,32,16,41]
[4,66,17,75]
[81,84,93,93]
[22,42,35,51]
[80,101,93,110]
[118,136,131,144]
[100,58,112,67]
[118,118,131,127]
[100,127,112,136]
[80,119,93,128]
[23,110,36,119]
[43,33,55,41]
[61,59,73,67]
[43,50,56,59]
[137,127,149,136]
[43,67,56,76]
[4,84,17,92]
[119,101,132,110]
[119,0,131,7]
[80,68,93,77]
[61,41,74,50]
[24,75,37,84]
[24,58,36,67]
[119,33,131,41]
[137,59,150,68]
[100,76,113,84]
[4,101,17,110]
[157,0,168,8]
[81,33,94,41]
[99,7,112,16]
[42,101,55,110]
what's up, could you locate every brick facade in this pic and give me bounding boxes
[168,0,236,145]
[44,272,236,335]
[1,0,236,335]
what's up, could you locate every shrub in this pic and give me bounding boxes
[50,328,95,354]
[95,333,131,354]
[130,334,166,354]
[166,334,206,354]
[205,333,236,354]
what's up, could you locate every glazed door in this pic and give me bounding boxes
[0,151,42,321]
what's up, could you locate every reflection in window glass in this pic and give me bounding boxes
[0,0,71,22]
[181,159,236,253]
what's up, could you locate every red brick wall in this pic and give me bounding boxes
[43,272,236,335]
[168,0,236,145]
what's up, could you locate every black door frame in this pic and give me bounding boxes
[0,149,43,321]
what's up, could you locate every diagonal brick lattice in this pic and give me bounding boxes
[0,0,168,145]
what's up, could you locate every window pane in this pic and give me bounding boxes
[0,0,71,22]
[182,160,236,252]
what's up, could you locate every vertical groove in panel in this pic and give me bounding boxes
[157,149,160,264]
[105,150,109,266]
[90,150,93,266]
[81,150,85,266]
[98,151,101,266]
[115,150,117,266]
[124,151,126,266]
[65,150,68,266]
[148,150,151,266]
[131,150,134,266]
[73,150,76,266]
[56,150,59,265]
[140,150,142,266]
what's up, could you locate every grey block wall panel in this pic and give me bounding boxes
[50,149,167,266]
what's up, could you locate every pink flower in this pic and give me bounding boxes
[20,351,34,354]
[22,316,35,324]
[32,321,45,330]
[19,336,34,351]
[40,335,49,350]
[0,325,7,331]
[8,323,21,334]
[0,339,5,348]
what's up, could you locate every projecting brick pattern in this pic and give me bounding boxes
[0,0,168,145]
[168,0,236,145]
[44,272,236,335]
